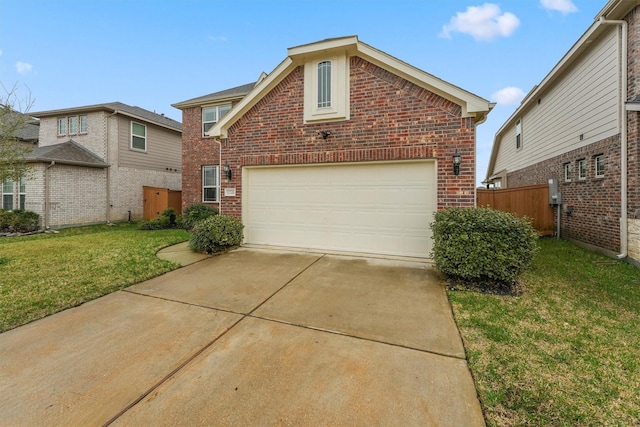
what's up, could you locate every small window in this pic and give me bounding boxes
[564,163,572,182]
[131,122,147,151]
[69,116,78,135]
[2,179,13,210]
[578,159,586,180]
[202,104,232,136]
[515,119,522,150]
[79,115,88,133]
[57,118,67,136]
[317,61,332,108]
[19,176,25,210]
[595,154,605,178]
[202,166,219,202]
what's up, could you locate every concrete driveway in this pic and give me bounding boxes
[0,248,484,426]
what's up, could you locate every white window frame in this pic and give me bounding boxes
[595,155,605,178]
[303,54,349,123]
[19,176,26,210]
[564,163,572,182]
[202,104,232,136]
[69,116,78,135]
[202,165,220,202]
[515,119,522,150]
[578,159,586,180]
[2,179,14,210]
[79,115,88,133]
[57,118,67,136]
[130,121,147,151]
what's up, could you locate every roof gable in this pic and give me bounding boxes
[208,36,493,138]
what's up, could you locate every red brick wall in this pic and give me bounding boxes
[181,56,478,217]
[507,135,621,252]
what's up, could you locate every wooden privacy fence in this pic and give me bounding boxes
[477,184,554,235]
[143,186,182,220]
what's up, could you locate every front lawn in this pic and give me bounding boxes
[0,223,190,332]
[450,238,640,426]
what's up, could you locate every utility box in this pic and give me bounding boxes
[548,178,561,206]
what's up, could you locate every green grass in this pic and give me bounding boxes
[449,238,640,426]
[0,223,190,332]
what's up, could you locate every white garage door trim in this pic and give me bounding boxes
[242,160,437,258]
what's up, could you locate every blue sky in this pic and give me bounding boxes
[0,0,606,184]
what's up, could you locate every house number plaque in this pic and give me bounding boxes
[224,188,236,197]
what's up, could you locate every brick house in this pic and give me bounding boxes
[173,36,493,258]
[12,103,182,227]
[484,0,640,265]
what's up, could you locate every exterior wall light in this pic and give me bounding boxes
[453,150,461,176]
[223,161,232,180]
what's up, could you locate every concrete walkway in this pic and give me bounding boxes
[0,246,485,426]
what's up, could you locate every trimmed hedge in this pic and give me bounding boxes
[182,203,218,231]
[431,207,538,288]
[189,214,244,254]
[0,209,40,233]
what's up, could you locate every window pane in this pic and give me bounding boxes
[219,104,231,119]
[69,116,78,134]
[2,195,12,210]
[203,108,217,123]
[132,136,145,150]
[19,195,25,210]
[203,166,217,186]
[58,118,66,135]
[318,61,332,108]
[596,155,605,176]
[19,176,25,192]
[132,123,146,137]
[203,187,218,202]
[80,115,88,133]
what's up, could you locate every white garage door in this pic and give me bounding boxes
[242,160,436,258]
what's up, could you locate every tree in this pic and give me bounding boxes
[0,83,35,183]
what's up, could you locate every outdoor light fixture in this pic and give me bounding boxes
[318,130,332,139]
[453,150,461,176]
[223,161,232,180]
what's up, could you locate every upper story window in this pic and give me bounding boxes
[595,154,605,178]
[563,163,572,182]
[515,119,522,150]
[317,61,332,108]
[202,165,219,202]
[58,115,88,136]
[202,104,232,136]
[131,122,147,151]
[304,54,349,123]
[578,159,586,180]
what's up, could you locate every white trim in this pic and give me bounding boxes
[303,55,349,123]
[202,165,220,202]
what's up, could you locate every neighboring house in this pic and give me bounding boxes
[15,102,182,227]
[173,36,493,258]
[484,0,640,265]
[0,109,39,210]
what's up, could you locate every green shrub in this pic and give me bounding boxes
[431,207,538,290]
[182,203,218,230]
[138,207,182,230]
[189,214,243,254]
[161,208,177,226]
[0,209,40,233]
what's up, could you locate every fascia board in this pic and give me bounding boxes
[208,57,295,138]
[355,42,491,118]
[287,36,359,57]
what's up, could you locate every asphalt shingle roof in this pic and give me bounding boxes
[172,82,256,109]
[28,140,108,168]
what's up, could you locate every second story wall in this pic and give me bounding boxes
[115,116,182,172]
[38,111,108,159]
[494,26,620,175]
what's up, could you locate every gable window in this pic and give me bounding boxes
[69,116,78,135]
[304,54,349,123]
[317,61,332,108]
[595,154,605,178]
[19,177,25,210]
[202,166,219,202]
[515,119,522,150]
[2,179,13,210]
[79,115,88,133]
[202,104,232,136]
[131,122,147,151]
[564,163,572,182]
[578,159,586,180]
[57,118,67,136]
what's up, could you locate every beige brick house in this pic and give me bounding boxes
[173,36,493,258]
[8,103,182,228]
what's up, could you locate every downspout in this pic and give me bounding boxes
[105,110,118,223]
[599,16,628,259]
[45,161,56,228]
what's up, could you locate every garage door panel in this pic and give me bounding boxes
[243,161,436,258]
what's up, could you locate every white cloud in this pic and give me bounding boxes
[492,86,525,105]
[208,35,227,42]
[440,3,520,41]
[540,0,578,14]
[16,62,32,74]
